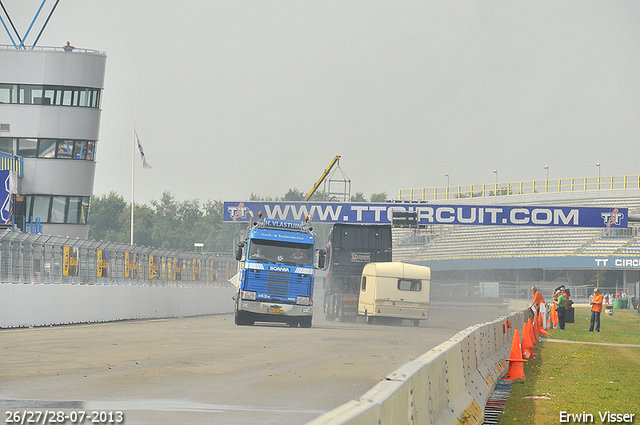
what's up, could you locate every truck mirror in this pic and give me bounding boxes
[317,249,326,269]
[235,245,243,261]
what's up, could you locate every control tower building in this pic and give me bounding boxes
[1,30,106,238]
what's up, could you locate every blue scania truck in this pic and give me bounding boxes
[233,213,324,327]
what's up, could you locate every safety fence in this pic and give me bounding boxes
[307,310,526,425]
[399,175,640,201]
[0,229,236,286]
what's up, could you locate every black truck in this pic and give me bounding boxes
[323,223,392,321]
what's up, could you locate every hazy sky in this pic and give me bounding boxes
[4,1,640,205]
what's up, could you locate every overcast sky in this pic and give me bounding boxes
[4,1,640,205]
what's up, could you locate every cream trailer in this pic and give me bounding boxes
[358,262,430,326]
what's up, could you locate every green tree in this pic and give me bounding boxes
[370,192,387,202]
[111,202,158,247]
[307,189,327,201]
[130,203,156,247]
[89,190,244,252]
[350,191,366,202]
[201,200,244,253]
[283,188,304,201]
[89,191,129,242]
[151,191,204,251]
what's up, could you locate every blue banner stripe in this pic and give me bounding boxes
[223,202,628,228]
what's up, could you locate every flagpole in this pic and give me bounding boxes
[131,124,135,245]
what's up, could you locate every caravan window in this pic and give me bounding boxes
[397,279,421,292]
[361,276,367,291]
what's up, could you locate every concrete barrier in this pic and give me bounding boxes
[0,283,236,328]
[307,312,523,425]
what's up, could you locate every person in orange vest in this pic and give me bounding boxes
[589,287,604,332]
[529,286,546,320]
[554,289,567,330]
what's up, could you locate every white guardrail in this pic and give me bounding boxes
[0,283,237,328]
[307,310,526,425]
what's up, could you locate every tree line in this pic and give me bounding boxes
[89,190,387,253]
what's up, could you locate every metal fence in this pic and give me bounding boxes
[434,280,638,304]
[0,229,236,286]
[399,174,640,201]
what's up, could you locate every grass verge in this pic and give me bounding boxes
[498,307,640,424]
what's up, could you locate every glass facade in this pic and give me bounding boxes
[24,195,90,225]
[0,138,96,161]
[0,83,101,108]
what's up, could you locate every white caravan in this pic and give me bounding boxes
[358,262,430,326]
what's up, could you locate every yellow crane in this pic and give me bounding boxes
[304,155,341,201]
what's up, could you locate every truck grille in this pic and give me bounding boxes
[266,271,289,297]
[245,269,312,301]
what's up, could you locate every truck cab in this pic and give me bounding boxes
[234,214,323,327]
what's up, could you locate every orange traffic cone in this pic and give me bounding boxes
[532,316,539,342]
[528,318,537,347]
[504,329,527,380]
[522,322,536,359]
[537,312,551,336]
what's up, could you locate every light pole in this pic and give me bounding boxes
[596,163,601,190]
[544,165,549,192]
[445,173,449,199]
[493,169,498,195]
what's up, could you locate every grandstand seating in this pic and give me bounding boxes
[616,238,640,256]
[392,190,640,261]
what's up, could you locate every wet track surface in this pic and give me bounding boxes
[0,291,508,425]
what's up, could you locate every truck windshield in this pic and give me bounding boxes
[248,240,313,266]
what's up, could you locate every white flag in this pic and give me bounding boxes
[135,131,151,169]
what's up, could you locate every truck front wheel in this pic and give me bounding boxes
[235,311,254,326]
[300,316,312,328]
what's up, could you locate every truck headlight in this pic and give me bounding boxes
[296,296,310,305]
[242,291,257,300]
